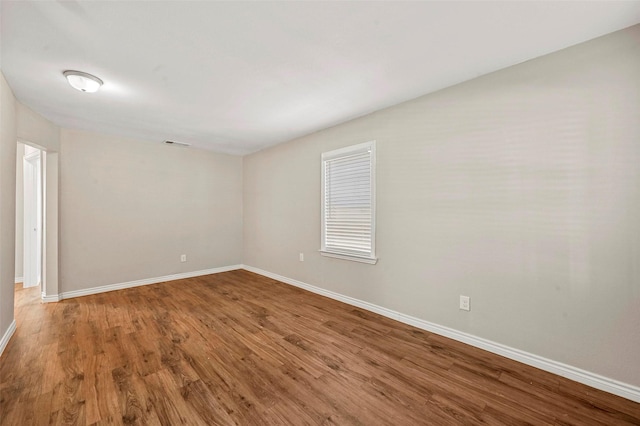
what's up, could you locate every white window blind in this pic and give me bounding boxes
[321,141,377,264]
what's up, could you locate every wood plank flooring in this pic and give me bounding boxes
[1,270,639,425]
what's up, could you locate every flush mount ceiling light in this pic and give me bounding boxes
[63,70,103,93]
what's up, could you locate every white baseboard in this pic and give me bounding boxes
[14,276,23,284]
[0,320,17,358]
[42,292,61,303]
[242,265,640,404]
[60,265,243,300]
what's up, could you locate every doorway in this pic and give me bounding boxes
[16,141,60,301]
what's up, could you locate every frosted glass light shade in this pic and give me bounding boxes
[63,70,103,93]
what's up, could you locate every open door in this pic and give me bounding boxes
[23,146,42,289]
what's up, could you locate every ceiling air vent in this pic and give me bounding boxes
[164,140,190,147]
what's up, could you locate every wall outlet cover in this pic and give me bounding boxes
[460,295,470,311]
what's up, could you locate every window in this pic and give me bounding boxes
[321,141,377,264]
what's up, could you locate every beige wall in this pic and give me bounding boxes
[17,103,60,152]
[14,143,24,280]
[59,129,243,292]
[243,25,640,387]
[0,72,18,343]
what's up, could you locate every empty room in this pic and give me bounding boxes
[1,1,639,424]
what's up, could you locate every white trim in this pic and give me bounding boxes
[241,265,640,404]
[41,292,61,303]
[14,276,24,284]
[322,141,374,160]
[60,265,243,300]
[319,250,378,264]
[0,320,17,357]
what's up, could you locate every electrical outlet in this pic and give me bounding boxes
[299,253,304,262]
[180,254,187,262]
[459,295,470,311]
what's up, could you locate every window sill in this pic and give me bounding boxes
[319,250,378,264]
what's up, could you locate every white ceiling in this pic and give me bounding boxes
[1,1,639,155]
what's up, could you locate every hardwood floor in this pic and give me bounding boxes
[1,270,639,425]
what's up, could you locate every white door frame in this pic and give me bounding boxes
[18,140,59,302]
[23,148,42,288]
